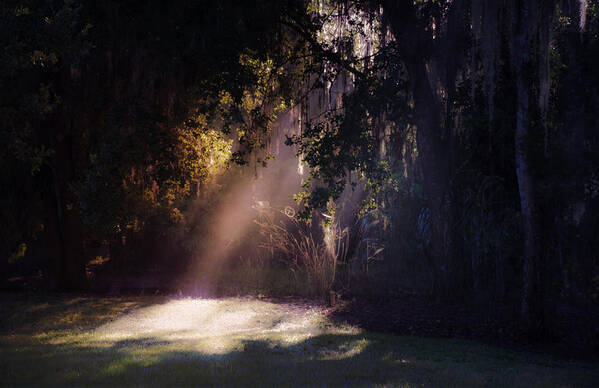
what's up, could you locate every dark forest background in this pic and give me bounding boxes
[2,0,598,354]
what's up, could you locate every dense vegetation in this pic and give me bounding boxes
[2,0,599,353]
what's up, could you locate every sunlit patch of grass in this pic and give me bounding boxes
[316,336,371,360]
[0,293,598,387]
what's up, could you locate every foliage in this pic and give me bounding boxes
[0,0,90,261]
[1,0,314,283]
[280,1,599,337]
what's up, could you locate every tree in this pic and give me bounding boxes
[1,0,311,288]
[282,0,598,336]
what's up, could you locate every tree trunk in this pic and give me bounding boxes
[48,170,87,290]
[382,0,452,299]
[407,60,451,299]
[513,0,543,332]
[42,171,64,290]
[48,115,88,291]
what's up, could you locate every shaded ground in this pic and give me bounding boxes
[331,296,522,344]
[1,293,597,387]
[330,295,599,361]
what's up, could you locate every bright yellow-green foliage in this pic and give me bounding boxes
[176,117,232,187]
[7,243,27,264]
[1,294,597,387]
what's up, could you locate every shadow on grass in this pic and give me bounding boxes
[0,334,464,386]
[3,332,598,387]
[0,292,168,335]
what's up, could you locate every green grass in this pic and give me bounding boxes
[0,293,597,387]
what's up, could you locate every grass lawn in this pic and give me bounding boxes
[0,293,597,387]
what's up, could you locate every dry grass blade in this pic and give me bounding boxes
[253,204,349,297]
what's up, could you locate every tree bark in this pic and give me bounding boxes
[513,0,543,331]
[407,60,451,298]
[382,0,452,298]
[47,112,88,290]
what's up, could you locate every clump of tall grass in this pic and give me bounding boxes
[253,202,348,298]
